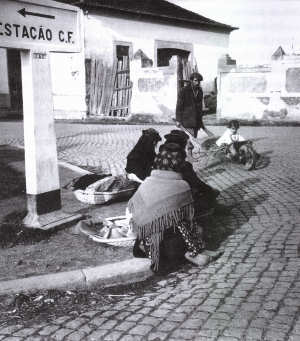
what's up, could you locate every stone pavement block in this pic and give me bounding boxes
[150,309,171,318]
[64,317,88,330]
[128,323,153,335]
[11,328,36,338]
[245,327,263,340]
[165,312,187,323]
[75,323,94,336]
[38,324,60,336]
[222,327,244,338]
[264,329,288,341]
[65,330,88,341]
[263,301,280,311]
[169,328,199,340]
[88,329,109,340]
[125,313,144,322]
[290,322,300,335]
[217,304,239,314]
[249,318,268,329]
[114,321,136,332]
[0,325,23,336]
[180,318,203,329]
[100,320,118,330]
[217,337,239,341]
[289,336,300,341]
[117,335,141,341]
[194,337,216,341]
[210,312,231,321]
[202,318,229,330]
[138,316,160,327]
[49,327,73,340]
[79,310,99,319]
[155,321,179,332]
[147,331,169,341]
[197,328,220,338]
[102,331,124,341]
[89,316,108,326]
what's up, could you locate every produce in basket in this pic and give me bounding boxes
[86,175,137,193]
[79,216,136,242]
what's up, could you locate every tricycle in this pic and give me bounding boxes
[175,122,259,171]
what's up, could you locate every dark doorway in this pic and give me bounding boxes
[157,48,190,67]
[7,49,23,116]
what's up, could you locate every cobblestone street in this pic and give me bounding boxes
[1,122,300,340]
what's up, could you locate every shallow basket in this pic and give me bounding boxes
[86,215,136,247]
[89,235,136,247]
[73,187,136,205]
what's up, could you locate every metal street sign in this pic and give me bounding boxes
[0,0,81,52]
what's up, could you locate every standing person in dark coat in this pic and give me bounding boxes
[175,72,214,138]
[125,128,161,184]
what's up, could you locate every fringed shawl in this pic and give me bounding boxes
[128,169,194,270]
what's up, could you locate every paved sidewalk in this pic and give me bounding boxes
[1,121,300,340]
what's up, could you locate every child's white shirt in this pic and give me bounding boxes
[216,129,245,146]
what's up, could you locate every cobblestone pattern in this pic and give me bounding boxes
[1,123,300,340]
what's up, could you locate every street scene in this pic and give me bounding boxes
[1,122,300,340]
[1,0,300,340]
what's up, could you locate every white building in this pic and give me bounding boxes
[0,0,236,121]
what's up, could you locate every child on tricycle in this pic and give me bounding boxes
[215,120,259,170]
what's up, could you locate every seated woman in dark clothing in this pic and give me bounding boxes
[160,130,220,215]
[128,146,222,272]
[125,128,161,184]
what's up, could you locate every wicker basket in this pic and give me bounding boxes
[73,187,136,205]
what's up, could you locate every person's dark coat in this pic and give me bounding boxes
[125,129,161,181]
[126,147,156,181]
[175,84,204,129]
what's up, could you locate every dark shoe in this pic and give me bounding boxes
[133,239,147,258]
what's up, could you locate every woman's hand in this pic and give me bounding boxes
[127,173,144,184]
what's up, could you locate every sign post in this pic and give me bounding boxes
[0,0,82,229]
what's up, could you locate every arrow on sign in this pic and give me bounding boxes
[18,8,55,19]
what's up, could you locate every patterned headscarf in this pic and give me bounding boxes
[153,147,185,172]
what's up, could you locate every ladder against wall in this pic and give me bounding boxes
[109,56,132,117]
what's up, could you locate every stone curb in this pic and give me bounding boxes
[0,258,153,295]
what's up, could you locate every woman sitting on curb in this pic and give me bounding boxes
[128,145,222,272]
[160,130,220,215]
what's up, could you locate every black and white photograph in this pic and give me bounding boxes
[0,0,300,340]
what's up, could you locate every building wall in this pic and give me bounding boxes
[50,51,87,119]
[84,12,230,119]
[217,55,300,122]
[130,57,178,121]
[51,8,86,119]
[0,48,10,109]
[85,13,229,73]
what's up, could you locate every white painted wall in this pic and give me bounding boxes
[218,56,300,121]
[0,49,9,93]
[84,13,230,83]
[0,48,10,108]
[50,51,87,119]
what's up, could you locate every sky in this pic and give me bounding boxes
[170,0,300,65]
